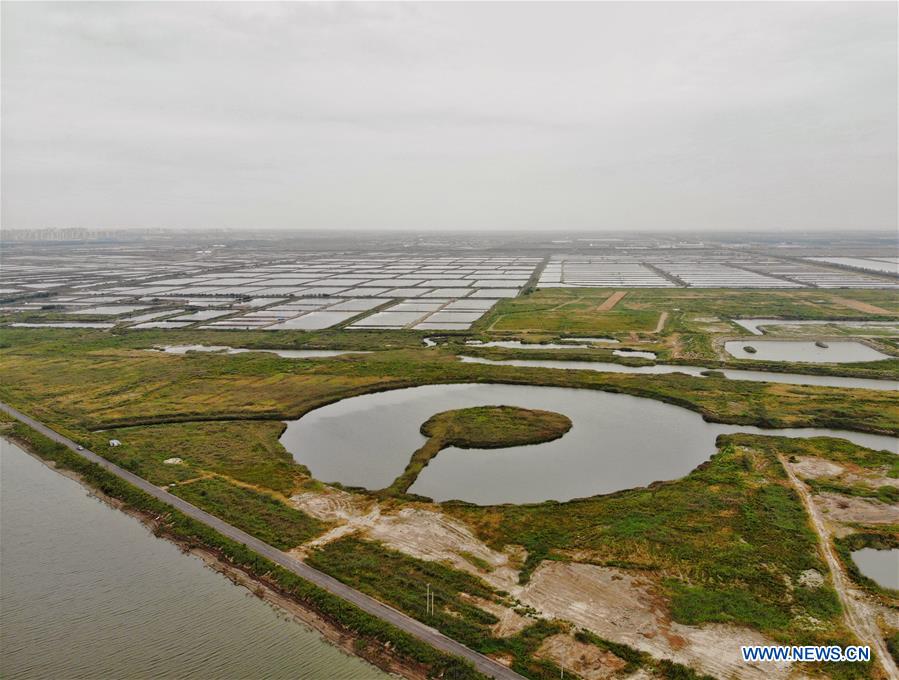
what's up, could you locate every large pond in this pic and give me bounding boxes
[850,548,898,590]
[725,340,891,363]
[0,439,385,680]
[733,318,899,336]
[280,383,897,505]
[152,344,368,358]
[458,356,898,392]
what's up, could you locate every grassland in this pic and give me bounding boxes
[2,286,897,679]
[170,477,326,549]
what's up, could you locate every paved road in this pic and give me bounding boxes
[0,401,525,680]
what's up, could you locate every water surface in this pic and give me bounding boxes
[0,439,385,680]
[153,344,368,358]
[733,318,899,336]
[725,341,891,363]
[458,356,898,392]
[850,549,898,590]
[280,383,896,505]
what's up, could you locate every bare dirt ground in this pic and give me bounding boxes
[791,455,899,491]
[597,291,628,312]
[535,633,627,680]
[814,492,899,525]
[289,488,840,679]
[516,561,790,680]
[781,455,899,679]
[653,311,669,334]
[831,297,894,315]
[459,593,532,637]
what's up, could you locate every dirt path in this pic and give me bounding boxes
[653,311,669,334]
[778,454,898,679]
[831,297,893,315]
[597,291,627,311]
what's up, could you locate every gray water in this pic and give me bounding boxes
[0,439,386,680]
[733,318,899,336]
[280,383,897,505]
[613,349,657,359]
[466,340,618,349]
[458,356,899,392]
[850,548,899,590]
[725,340,891,363]
[153,344,368,358]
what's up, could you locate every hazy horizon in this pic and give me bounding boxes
[2,2,896,232]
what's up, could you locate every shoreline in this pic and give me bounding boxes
[3,435,428,680]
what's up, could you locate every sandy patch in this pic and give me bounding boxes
[460,593,532,637]
[363,507,521,591]
[597,291,628,312]
[291,488,375,521]
[815,493,899,525]
[653,312,669,334]
[535,634,627,680]
[790,456,845,480]
[831,297,893,315]
[517,562,790,680]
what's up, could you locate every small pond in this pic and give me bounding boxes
[850,548,898,590]
[733,318,899,336]
[725,340,891,363]
[280,383,897,505]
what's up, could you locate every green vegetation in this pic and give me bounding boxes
[0,416,484,680]
[834,532,899,597]
[573,629,716,680]
[85,420,304,493]
[2,285,897,679]
[478,288,899,337]
[448,435,855,642]
[307,538,584,679]
[385,406,572,496]
[170,477,325,549]
[2,329,896,438]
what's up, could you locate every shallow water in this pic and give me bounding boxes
[725,340,891,363]
[0,439,385,680]
[465,338,618,349]
[850,548,899,590]
[613,349,657,359]
[458,356,898,392]
[280,383,897,505]
[733,318,899,336]
[153,344,367,358]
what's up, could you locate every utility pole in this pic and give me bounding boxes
[426,583,430,615]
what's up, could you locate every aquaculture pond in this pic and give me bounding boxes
[0,439,384,680]
[458,356,898,392]
[280,383,897,505]
[850,548,899,590]
[733,318,899,336]
[152,344,368,358]
[725,340,891,363]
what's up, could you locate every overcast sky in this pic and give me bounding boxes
[2,2,896,232]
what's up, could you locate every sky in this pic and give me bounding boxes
[2,1,896,232]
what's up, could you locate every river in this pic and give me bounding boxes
[0,438,386,680]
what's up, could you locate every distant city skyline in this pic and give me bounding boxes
[2,2,896,232]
